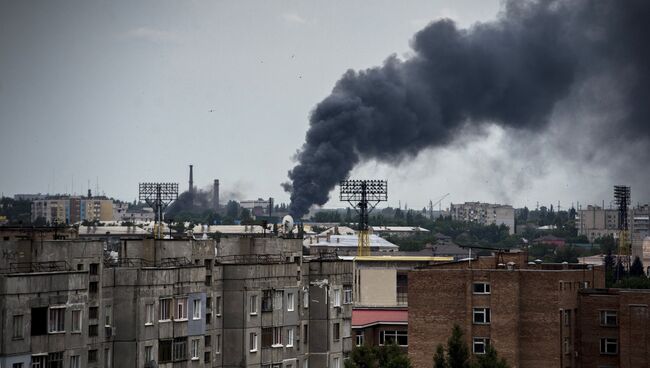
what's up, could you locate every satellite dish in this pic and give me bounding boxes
[282,215,294,233]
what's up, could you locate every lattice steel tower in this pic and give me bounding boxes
[340,180,387,256]
[139,183,179,239]
[614,185,631,279]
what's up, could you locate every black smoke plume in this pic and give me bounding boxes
[285,0,650,218]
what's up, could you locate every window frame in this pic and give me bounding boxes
[472,307,491,325]
[287,328,294,347]
[333,322,341,341]
[176,297,188,321]
[272,327,283,347]
[193,299,201,320]
[287,293,295,312]
[12,314,23,339]
[379,330,408,347]
[48,306,66,333]
[472,282,491,294]
[159,298,172,322]
[600,337,618,355]
[333,289,341,307]
[145,303,154,325]
[472,337,490,354]
[600,310,618,327]
[250,332,258,352]
[250,294,258,315]
[191,338,200,360]
[71,310,82,333]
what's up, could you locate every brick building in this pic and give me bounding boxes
[576,288,650,368]
[408,251,605,368]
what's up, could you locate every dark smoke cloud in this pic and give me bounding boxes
[286,0,650,218]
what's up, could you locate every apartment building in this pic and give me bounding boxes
[576,205,620,242]
[631,205,650,259]
[0,231,353,368]
[449,202,515,235]
[408,252,605,368]
[31,196,114,224]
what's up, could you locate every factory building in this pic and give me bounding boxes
[449,202,515,235]
[408,251,606,368]
[0,230,352,368]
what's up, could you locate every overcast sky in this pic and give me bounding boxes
[0,0,642,211]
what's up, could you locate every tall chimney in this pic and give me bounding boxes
[213,179,220,212]
[268,197,274,216]
[189,165,194,194]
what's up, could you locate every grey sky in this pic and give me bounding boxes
[0,0,643,210]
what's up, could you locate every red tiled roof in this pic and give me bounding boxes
[352,309,408,328]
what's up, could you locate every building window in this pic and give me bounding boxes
[71,310,82,332]
[473,282,491,294]
[262,328,273,348]
[564,310,571,326]
[396,273,408,304]
[12,315,23,339]
[273,327,283,347]
[473,338,489,354]
[176,298,188,320]
[69,355,80,368]
[31,307,48,336]
[206,312,212,324]
[473,308,491,324]
[262,290,274,312]
[304,324,309,344]
[344,287,353,304]
[600,311,618,326]
[287,328,294,347]
[216,296,222,316]
[89,306,98,320]
[274,290,284,310]
[145,304,154,325]
[564,337,570,354]
[160,298,171,321]
[356,330,364,346]
[250,332,258,352]
[333,323,340,341]
[193,299,201,320]
[250,295,258,315]
[89,324,98,337]
[89,263,99,275]
[159,340,172,363]
[12,363,23,368]
[600,338,618,355]
[32,355,47,368]
[204,351,211,363]
[205,335,212,347]
[89,281,98,294]
[88,350,97,364]
[48,352,63,368]
[144,346,153,362]
[104,348,111,368]
[303,291,309,309]
[206,297,212,311]
[333,289,341,307]
[303,358,309,368]
[215,334,221,354]
[49,307,65,333]
[379,330,408,346]
[287,293,295,311]
[173,337,188,361]
[191,338,200,360]
[105,305,112,326]
[333,357,340,368]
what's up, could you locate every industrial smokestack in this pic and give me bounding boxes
[268,197,274,216]
[213,179,220,212]
[189,165,194,195]
[284,0,650,218]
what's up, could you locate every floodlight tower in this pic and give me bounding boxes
[340,180,388,256]
[139,183,179,239]
[614,185,631,280]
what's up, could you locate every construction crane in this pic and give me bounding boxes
[340,180,388,256]
[429,193,450,219]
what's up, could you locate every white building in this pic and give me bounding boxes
[449,202,515,235]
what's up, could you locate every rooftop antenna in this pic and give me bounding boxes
[340,180,387,256]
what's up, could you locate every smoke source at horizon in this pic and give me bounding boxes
[284,0,650,218]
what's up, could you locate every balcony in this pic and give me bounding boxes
[342,336,353,353]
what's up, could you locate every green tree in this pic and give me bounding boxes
[473,346,509,368]
[630,256,645,277]
[225,200,240,219]
[344,345,377,368]
[433,344,447,368]
[447,325,470,368]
